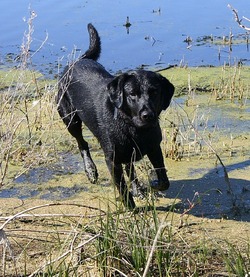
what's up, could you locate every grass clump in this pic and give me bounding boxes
[160,64,249,161]
[95,205,173,276]
[1,201,249,276]
[0,68,63,186]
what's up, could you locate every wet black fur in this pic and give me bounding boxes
[56,23,174,209]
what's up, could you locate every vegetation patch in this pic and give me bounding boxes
[160,65,250,100]
[0,65,249,276]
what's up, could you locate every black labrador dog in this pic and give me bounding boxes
[56,24,174,209]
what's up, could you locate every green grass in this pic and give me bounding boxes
[160,65,250,100]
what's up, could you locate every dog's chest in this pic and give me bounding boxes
[108,124,160,162]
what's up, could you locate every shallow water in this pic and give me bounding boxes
[174,95,250,135]
[0,0,250,76]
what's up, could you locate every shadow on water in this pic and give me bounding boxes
[156,160,250,222]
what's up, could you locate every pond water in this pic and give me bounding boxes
[0,0,250,76]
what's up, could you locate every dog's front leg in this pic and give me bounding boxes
[106,159,136,209]
[147,145,170,191]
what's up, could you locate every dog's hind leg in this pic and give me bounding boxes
[57,89,98,183]
[106,160,136,209]
[62,112,98,184]
[125,163,146,198]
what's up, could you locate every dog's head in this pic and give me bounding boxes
[107,70,174,128]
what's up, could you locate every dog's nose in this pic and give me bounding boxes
[141,110,155,122]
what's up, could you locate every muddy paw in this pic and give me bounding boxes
[131,181,148,199]
[85,167,98,184]
[82,151,98,184]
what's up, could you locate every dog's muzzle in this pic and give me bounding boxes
[138,108,157,127]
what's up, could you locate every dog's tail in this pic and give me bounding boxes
[81,23,101,61]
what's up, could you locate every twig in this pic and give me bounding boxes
[31,31,49,58]
[228,4,250,32]
[0,212,102,221]
[243,16,250,23]
[0,229,17,276]
[21,10,37,69]
[0,202,106,230]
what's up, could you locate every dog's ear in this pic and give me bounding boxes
[107,73,129,108]
[159,75,175,110]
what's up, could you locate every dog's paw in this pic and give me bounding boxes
[150,179,170,191]
[82,150,98,183]
[85,167,98,184]
[131,181,148,199]
[84,160,98,183]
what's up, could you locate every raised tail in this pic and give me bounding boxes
[81,23,101,61]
